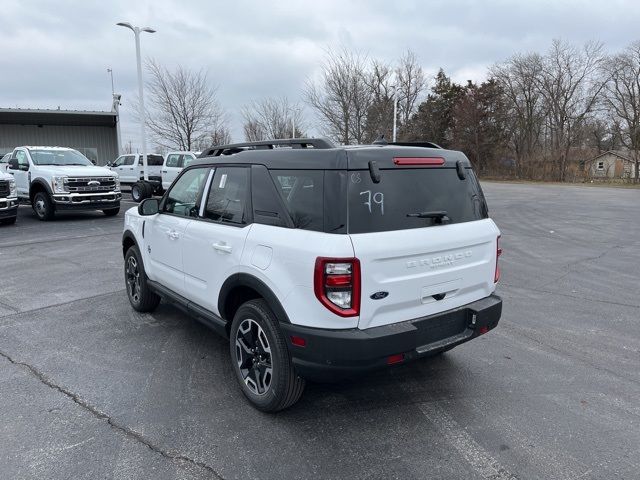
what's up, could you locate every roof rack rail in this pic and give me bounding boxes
[388,141,442,149]
[200,138,336,157]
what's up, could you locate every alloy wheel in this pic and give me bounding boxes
[126,256,141,303]
[235,318,273,395]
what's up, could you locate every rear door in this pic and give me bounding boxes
[117,155,137,183]
[162,153,182,189]
[146,154,164,178]
[347,162,499,329]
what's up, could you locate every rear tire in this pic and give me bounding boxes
[229,299,305,412]
[131,182,145,203]
[103,207,120,216]
[32,191,55,221]
[124,245,160,312]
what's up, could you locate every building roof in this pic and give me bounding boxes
[0,108,117,127]
[588,150,634,163]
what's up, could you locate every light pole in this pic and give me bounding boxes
[392,83,398,143]
[116,22,155,181]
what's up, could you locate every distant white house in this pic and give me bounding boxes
[585,150,638,179]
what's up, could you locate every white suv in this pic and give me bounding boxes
[122,139,503,411]
[7,146,121,221]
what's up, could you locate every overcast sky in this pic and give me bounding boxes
[2,0,639,153]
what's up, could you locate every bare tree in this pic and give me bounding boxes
[305,47,373,144]
[363,60,394,142]
[242,97,305,141]
[536,40,607,180]
[491,53,546,178]
[145,59,228,151]
[602,41,640,182]
[395,50,427,126]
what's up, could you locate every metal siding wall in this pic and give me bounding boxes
[0,124,118,165]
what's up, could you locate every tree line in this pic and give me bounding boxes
[142,39,640,181]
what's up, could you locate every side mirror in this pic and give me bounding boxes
[138,197,159,216]
[8,159,18,170]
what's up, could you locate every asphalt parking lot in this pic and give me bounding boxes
[1,183,639,480]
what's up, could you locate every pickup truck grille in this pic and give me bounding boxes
[0,180,9,198]
[66,177,117,193]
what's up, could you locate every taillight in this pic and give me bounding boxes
[314,257,361,317]
[393,157,445,166]
[494,235,502,283]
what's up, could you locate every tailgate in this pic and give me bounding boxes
[351,219,499,329]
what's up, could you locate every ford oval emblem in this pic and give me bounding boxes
[370,291,389,300]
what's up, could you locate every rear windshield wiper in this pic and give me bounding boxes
[406,211,450,224]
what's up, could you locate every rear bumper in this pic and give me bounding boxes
[281,294,502,382]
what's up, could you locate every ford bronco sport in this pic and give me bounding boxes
[122,138,502,412]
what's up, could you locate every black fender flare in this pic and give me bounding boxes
[122,230,138,257]
[218,273,291,324]
[29,178,53,200]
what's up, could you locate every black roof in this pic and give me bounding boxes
[190,138,471,170]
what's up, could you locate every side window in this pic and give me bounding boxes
[16,150,29,167]
[270,169,324,231]
[113,156,125,167]
[148,155,164,166]
[123,155,136,166]
[165,154,180,168]
[204,167,249,225]
[163,168,209,218]
[182,154,196,168]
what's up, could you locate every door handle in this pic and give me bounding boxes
[212,242,233,253]
[162,170,168,173]
[166,229,180,240]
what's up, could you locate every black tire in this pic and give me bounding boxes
[124,245,160,312]
[131,182,145,203]
[1,216,17,225]
[229,299,305,412]
[143,182,155,197]
[103,207,120,216]
[32,191,55,221]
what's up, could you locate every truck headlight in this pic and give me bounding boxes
[52,176,69,193]
[113,176,121,191]
[8,179,16,198]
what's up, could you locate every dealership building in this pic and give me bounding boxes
[0,96,122,166]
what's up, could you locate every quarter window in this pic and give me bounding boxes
[271,170,324,232]
[163,168,209,217]
[204,167,249,225]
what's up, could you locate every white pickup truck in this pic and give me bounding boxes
[107,153,164,185]
[0,170,18,225]
[6,146,121,221]
[161,151,199,189]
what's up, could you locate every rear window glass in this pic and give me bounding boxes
[348,168,487,234]
[270,170,324,232]
[147,155,164,166]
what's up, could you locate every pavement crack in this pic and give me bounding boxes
[0,349,225,479]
